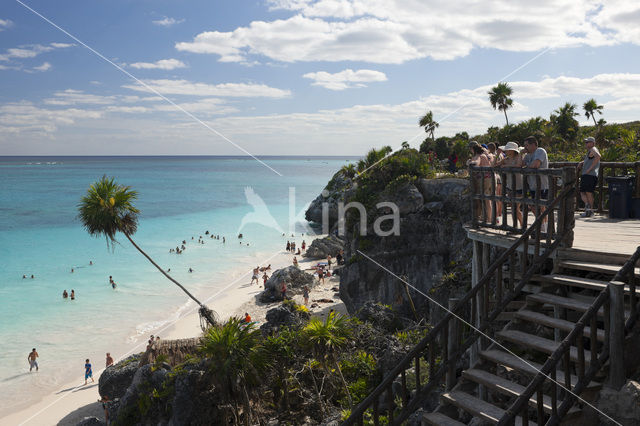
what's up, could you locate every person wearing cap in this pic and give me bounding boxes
[497,141,524,227]
[578,136,600,217]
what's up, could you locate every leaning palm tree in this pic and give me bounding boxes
[583,98,604,126]
[200,318,269,425]
[302,311,353,408]
[419,110,439,141]
[78,176,217,329]
[488,82,513,125]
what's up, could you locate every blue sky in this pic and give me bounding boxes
[1,0,640,155]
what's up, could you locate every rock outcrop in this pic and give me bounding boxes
[98,354,141,400]
[260,301,311,335]
[303,235,345,259]
[305,169,355,228]
[305,175,471,319]
[596,380,640,425]
[258,266,316,303]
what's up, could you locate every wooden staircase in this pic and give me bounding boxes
[421,253,629,425]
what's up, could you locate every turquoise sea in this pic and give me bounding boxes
[0,156,351,416]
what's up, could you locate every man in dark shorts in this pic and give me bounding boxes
[523,136,549,232]
[579,136,600,217]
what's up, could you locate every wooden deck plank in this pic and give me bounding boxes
[526,292,631,318]
[422,412,466,426]
[441,391,536,426]
[496,330,591,364]
[532,274,630,293]
[462,369,579,415]
[479,349,601,390]
[558,260,640,278]
[514,310,605,342]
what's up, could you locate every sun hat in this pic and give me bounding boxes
[503,141,519,152]
[584,136,595,143]
[498,145,506,151]
[468,140,479,148]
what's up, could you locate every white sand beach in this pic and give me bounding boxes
[2,237,346,426]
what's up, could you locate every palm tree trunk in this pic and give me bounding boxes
[592,115,597,127]
[503,109,509,126]
[123,233,216,326]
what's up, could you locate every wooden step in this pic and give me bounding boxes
[557,248,629,266]
[479,349,601,390]
[558,260,640,278]
[462,369,579,416]
[514,310,605,342]
[441,391,536,426]
[422,412,465,426]
[496,330,591,364]
[526,292,630,318]
[533,274,630,293]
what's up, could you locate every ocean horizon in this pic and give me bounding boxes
[0,155,352,417]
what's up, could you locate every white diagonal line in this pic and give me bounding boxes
[357,249,622,426]
[17,249,283,425]
[14,0,283,177]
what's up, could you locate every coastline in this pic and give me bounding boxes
[2,235,348,426]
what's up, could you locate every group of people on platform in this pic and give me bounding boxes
[467,135,600,229]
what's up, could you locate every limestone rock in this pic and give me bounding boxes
[75,417,105,426]
[260,302,310,335]
[258,266,315,303]
[305,169,355,228]
[596,380,640,425]
[303,235,345,259]
[381,183,423,215]
[355,301,402,332]
[98,354,141,400]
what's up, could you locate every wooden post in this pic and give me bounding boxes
[470,166,478,228]
[470,240,481,368]
[608,281,626,390]
[561,167,576,248]
[446,298,460,390]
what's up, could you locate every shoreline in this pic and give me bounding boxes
[1,235,348,426]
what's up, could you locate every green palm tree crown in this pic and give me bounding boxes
[551,102,580,140]
[78,175,139,245]
[488,82,514,125]
[583,98,603,126]
[419,110,439,140]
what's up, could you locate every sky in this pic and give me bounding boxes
[1,0,640,156]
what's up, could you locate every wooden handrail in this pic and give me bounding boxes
[343,182,576,425]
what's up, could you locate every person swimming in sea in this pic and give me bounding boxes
[23,275,26,279]
[188,268,193,273]
[70,290,75,300]
[63,290,68,299]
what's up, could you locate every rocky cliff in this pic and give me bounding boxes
[305,169,473,321]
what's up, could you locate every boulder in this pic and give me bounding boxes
[260,302,310,335]
[303,235,345,259]
[381,183,423,215]
[417,178,468,202]
[75,417,105,426]
[258,266,315,303]
[170,369,208,425]
[355,302,402,332]
[596,380,640,425]
[305,170,354,227]
[98,354,141,400]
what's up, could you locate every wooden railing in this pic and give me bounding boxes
[469,166,576,246]
[343,181,577,425]
[499,246,640,426]
[550,161,640,213]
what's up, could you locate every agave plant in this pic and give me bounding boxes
[78,176,217,328]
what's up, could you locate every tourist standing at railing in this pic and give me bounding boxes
[467,141,494,222]
[488,142,504,221]
[523,136,549,232]
[578,136,601,218]
[497,141,524,227]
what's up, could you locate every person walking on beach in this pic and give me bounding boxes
[84,359,94,384]
[579,136,601,218]
[293,257,298,267]
[106,353,114,368]
[303,285,310,306]
[28,348,39,372]
[286,241,291,252]
[301,240,306,251]
[280,281,287,300]
[251,267,260,285]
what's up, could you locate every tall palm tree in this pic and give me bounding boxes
[200,318,269,425]
[488,82,513,125]
[583,98,604,126]
[552,102,580,140]
[302,311,353,408]
[78,176,217,328]
[419,110,439,140]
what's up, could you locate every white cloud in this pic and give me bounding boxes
[44,89,117,106]
[0,43,73,62]
[32,62,52,72]
[152,17,185,27]
[122,79,291,98]
[176,1,632,64]
[129,59,187,70]
[303,68,387,90]
[0,18,13,30]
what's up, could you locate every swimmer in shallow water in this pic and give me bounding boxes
[63,290,68,299]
